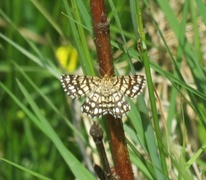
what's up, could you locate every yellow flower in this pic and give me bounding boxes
[56,45,78,72]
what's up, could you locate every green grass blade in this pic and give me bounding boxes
[0,158,51,180]
[155,0,206,93]
[0,33,59,78]
[195,0,206,26]
[16,80,95,179]
[13,62,86,143]
[30,0,64,37]
[63,0,95,75]
[0,82,95,180]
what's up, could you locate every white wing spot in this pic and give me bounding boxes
[94,108,98,115]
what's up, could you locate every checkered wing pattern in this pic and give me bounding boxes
[116,75,145,98]
[60,75,99,99]
[81,89,130,119]
[60,74,145,118]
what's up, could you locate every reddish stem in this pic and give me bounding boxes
[90,0,114,76]
[90,0,134,179]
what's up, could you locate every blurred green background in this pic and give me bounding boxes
[0,1,86,179]
[1,0,206,179]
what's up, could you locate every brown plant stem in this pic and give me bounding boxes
[90,0,113,76]
[90,0,134,179]
[90,122,112,179]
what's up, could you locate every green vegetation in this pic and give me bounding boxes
[0,0,206,179]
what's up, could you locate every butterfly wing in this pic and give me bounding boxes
[109,91,130,118]
[60,75,99,99]
[81,91,108,118]
[61,74,145,118]
[81,88,130,119]
[116,75,145,98]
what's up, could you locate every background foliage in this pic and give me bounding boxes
[0,0,206,179]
